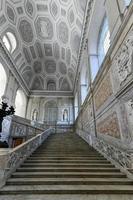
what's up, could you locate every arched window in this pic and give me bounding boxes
[80,59,89,105]
[15,89,27,118]
[98,16,110,66]
[3,32,17,54]
[0,63,7,100]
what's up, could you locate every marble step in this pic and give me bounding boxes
[1,185,133,194]
[16,167,120,173]
[23,159,110,164]
[28,156,104,160]
[21,163,113,168]
[12,172,126,178]
[29,156,104,159]
[6,178,133,186]
[25,159,107,163]
[20,164,115,168]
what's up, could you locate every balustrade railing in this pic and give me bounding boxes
[0,128,54,188]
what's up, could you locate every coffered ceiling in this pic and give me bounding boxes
[0,0,87,92]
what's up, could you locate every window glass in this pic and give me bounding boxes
[7,32,17,53]
[0,63,7,100]
[98,16,110,66]
[2,32,17,54]
[3,35,10,52]
[15,89,27,118]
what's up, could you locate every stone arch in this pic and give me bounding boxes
[15,88,27,118]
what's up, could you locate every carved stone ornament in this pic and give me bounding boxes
[115,34,133,84]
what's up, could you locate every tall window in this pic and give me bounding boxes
[74,92,79,120]
[98,16,110,66]
[0,63,7,100]
[3,32,17,54]
[15,89,27,118]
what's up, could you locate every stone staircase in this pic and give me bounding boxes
[0,132,133,198]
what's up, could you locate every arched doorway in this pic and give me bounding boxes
[15,89,27,118]
[44,100,58,125]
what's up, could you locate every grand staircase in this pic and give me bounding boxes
[0,132,133,199]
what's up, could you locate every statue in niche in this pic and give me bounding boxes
[63,109,68,121]
[32,109,38,121]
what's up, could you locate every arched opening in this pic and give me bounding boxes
[88,1,110,82]
[44,100,58,125]
[15,89,27,118]
[47,80,56,91]
[0,63,7,100]
[2,32,17,54]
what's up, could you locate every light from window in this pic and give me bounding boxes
[98,16,110,66]
[0,63,7,99]
[3,36,10,52]
[2,32,17,53]
[15,89,27,118]
[103,31,110,55]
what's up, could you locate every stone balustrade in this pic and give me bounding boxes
[76,128,133,179]
[2,115,45,147]
[0,128,54,188]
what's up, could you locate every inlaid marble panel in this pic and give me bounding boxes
[97,112,121,138]
[94,73,113,111]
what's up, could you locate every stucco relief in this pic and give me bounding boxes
[11,122,27,137]
[25,0,34,17]
[57,21,69,44]
[94,74,113,111]
[124,98,133,140]
[97,112,121,138]
[6,3,16,24]
[112,28,133,92]
[19,19,34,43]
[35,17,53,40]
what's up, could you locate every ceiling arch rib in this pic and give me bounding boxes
[0,0,87,93]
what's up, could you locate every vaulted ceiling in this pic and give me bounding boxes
[0,0,87,92]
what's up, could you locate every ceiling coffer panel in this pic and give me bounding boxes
[1,0,87,91]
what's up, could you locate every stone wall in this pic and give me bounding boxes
[26,96,74,125]
[75,5,133,150]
